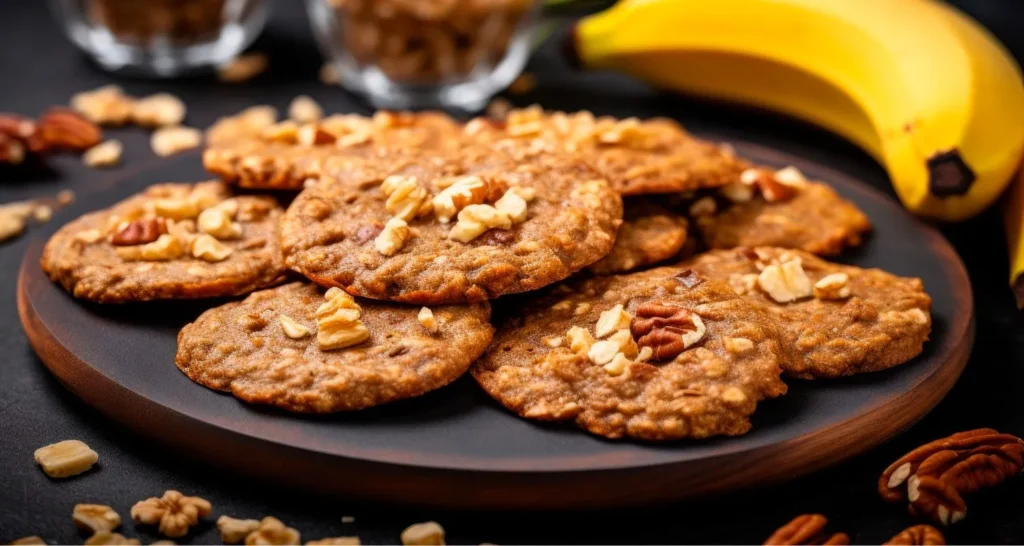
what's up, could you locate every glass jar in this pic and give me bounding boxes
[307,0,540,111]
[50,0,268,77]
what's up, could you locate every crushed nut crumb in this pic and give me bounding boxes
[417,307,438,333]
[151,126,202,157]
[218,53,269,83]
[813,272,851,300]
[83,139,122,168]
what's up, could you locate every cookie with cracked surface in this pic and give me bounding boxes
[282,146,623,304]
[682,247,932,379]
[694,169,871,255]
[472,267,788,441]
[587,198,689,275]
[466,106,749,195]
[176,282,493,412]
[204,110,460,190]
[41,181,286,303]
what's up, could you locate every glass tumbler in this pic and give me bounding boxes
[307,0,541,111]
[50,0,268,77]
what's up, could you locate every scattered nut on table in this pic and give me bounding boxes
[401,521,446,546]
[217,515,261,544]
[73,503,122,534]
[763,514,849,545]
[83,139,123,168]
[84,532,140,545]
[244,516,300,545]
[34,439,98,478]
[130,490,211,538]
[218,53,269,83]
[151,126,202,157]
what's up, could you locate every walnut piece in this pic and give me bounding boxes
[719,181,755,203]
[191,234,234,262]
[0,201,36,242]
[565,326,594,354]
[85,532,140,545]
[206,105,278,146]
[110,218,167,246]
[151,126,202,157]
[763,514,849,545]
[217,515,261,544]
[298,123,336,147]
[448,204,512,243]
[316,288,370,351]
[218,53,269,83]
[594,304,632,339]
[288,95,323,124]
[198,206,242,240]
[245,516,300,545]
[432,176,493,223]
[261,120,299,143]
[758,258,812,303]
[382,175,432,221]
[34,439,98,478]
[132,93,186,128]
[879,428,1024,526]
[418,307,438,333]
[400,521,445,546]
[630,302,705,361]
[374,217,411,256]
[74,504,122,533]
[279,315,311,339]
[740,166,806,202]
[813,273,851,300]
[130,490,211,538]
[71,85,135,126]
[83,139,123,168]
[883,525,945,545]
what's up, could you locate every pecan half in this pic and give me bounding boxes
[110,218,167,246]
[879,428,1024,526]
[883,525,945,546]
[630,302,704,361]
[30,108,102,153]
[764,514,849,545]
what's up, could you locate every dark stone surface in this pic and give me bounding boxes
[1,0,1023,543]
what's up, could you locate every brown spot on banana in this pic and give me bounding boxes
[927,149,976,197]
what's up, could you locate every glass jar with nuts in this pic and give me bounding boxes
[307,0,541,110]
[49,0,268,77]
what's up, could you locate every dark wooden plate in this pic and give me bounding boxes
[17,143,974,509]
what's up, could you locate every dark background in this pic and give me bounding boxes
[2,0,1024,543]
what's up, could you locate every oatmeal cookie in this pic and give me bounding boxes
[472,267,788,440]
[203,111,460,190]
[466,106,749,195]
[682,247,932,379]
[282,146,623,304]
[694,166,871,255]
[42,181,286,303]
[176,282,493,412]
[587,198,688,275]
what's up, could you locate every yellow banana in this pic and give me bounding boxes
[568,0,1024,221]
[1004,167,1024,308]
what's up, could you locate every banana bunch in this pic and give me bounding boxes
[568,0,1024,222]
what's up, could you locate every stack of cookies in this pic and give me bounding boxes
[41,106,932,441]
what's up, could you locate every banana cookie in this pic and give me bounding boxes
[682,247,932,379]
[692,166,871,255]
[176,282,493,412]
[472,267,788,440]
[465,106,749,195]
[281,146,623,304]
[587,198,689,275]
[203,110,461,190]
[42,181,286,303]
